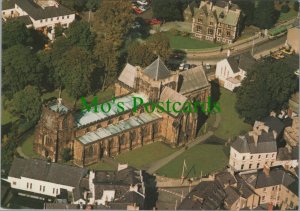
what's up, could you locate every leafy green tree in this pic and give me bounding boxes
[2,20,31,49]
[294,1,299,11]
[236,61,298,123]
[86,0,101,10]
[94,0,134,50]
[7,86,42,122]
[152,0,183,21]
[281,3,290,13]
[127,41,156,67]
[59,47,97,100]
[2,45,43,98]
[234,0,255,26]
[254,0,278,29]
[59,0,86,12]
[61,148,72,162]
[66,20,96,51]
[147,33,172,61]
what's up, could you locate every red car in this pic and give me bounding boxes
[145,18,161,25]
[133,7,143,14]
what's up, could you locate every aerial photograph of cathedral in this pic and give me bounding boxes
[1,0,299,210]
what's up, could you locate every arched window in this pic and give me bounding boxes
[153,124,159,134]
[86,146,94,157]
[120,134,126,145]
[130,131,136,141]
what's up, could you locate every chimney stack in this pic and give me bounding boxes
[263,164,270,176]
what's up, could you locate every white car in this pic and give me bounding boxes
[179,63,185,70]
[137,0,148,6]
[205,63,211,70]
[138,6,146,12]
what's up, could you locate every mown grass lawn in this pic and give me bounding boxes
[163,32,220,50]
[157,137,229,178]
[20,132,40,159]
[214,88,251,140]
[116,141,178,169]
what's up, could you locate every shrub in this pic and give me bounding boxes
[281,4,290,13]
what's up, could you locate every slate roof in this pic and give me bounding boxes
[179,66,210,94]
[15,0,74,20]
[231,131,277,154]
[224,186,240,207]
[240,166,299,196]
[235,174,256,199]
[227,52,256,73]
[143,57,172,80]
[118,63,137,88]
[178,181,226,210]
[215,171,237,188]
[159,86,187,116]
[9,158,87,187]
[8,15,33,25]
[261,116,285,135]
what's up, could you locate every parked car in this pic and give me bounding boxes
[145,18,161,25]
[205,63,211,70]
[137,0,148,5]
[183,64,190,70]
[281,48,293,55]
[179,63,185,70]
[138,6,146,12]
[133,7,143,14]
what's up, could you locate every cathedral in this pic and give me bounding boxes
[34,58,211,167]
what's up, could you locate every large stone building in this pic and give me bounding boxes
[190,0,242,43]
[34,58,211,167]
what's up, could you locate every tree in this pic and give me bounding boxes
[253,0,278,29]
[234,0,255,26]
[152,0,183,21]
[2,45,43,98]
[127,41,156,67]
[86,0,101,10]
[281,3,290,13]
[147,33,172,61]
[294,1,299,11]
[61,148,72,162]
[66,20,96,51]
[7,86,42,122]
[59,0,87,12]
[2,20,31,49]
[59,47,97,100]
[94,0,134,50]
[235,60,298,123]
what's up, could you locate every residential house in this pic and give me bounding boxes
[240,166,299,210]
[284,117,299,151]
[215,52,256,91]
[2,0,75,40]
[229,121,278,172]
[287,26,299,54]
[5,158,87,202]
[191,0,242,43]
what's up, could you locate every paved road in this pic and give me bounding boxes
[146,113,221,174]
[187,35,287,65]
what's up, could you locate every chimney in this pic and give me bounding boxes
[270,111,276,117]
[263,164,270,176]
[249,131,259,147]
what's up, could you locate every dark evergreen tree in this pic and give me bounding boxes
[254,0,278,29]
[152,0,183,21]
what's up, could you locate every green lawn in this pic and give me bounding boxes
[214,88,251,140]
[116,141,178,169]
[20,132,40,159]
[87,162,116,171]
[157,140,228,178]
[163,32,220,50]
[1,108,17,126]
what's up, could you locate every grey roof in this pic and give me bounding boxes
[224,186,240,207]
[15,0,74,20]
[235,174,256,199]
[262,116,285,135]
[8,15,33,25]
[231,131,277,154]
[143,57,172,80]
[49,102,69,114]
[178,181,226,210]
[9,158,87,187]
[118,63,137,88]
[226,52,256,73]
[241,166,298,196]
[215,171,237,188]
[159,86,187,116]
[179,66,210,94]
